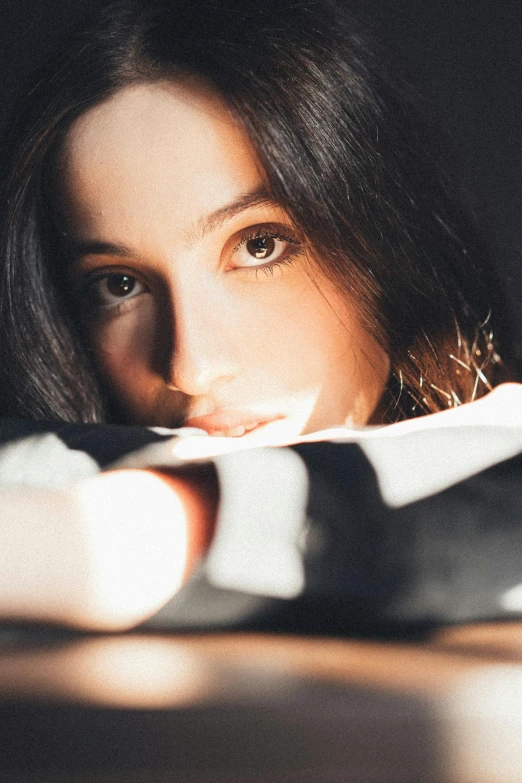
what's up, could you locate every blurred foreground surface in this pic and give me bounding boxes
[1,625,522,782]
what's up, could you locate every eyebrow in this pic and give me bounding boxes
[67,186,280,262]
[191,186,278,241]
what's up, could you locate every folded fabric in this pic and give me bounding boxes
[1,383,521,633]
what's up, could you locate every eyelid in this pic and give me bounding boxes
[232,222,302,252]
[70,263,148,290]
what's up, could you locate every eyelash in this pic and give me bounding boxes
[234,227,301,252]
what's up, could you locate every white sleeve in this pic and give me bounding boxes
[205,447,309,598]
[114,384,522,603]
[0,432,100,488]
[333,383,522,507]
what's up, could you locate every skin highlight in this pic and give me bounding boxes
[59,80,390,441]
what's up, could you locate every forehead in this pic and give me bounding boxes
[58,81,264,242]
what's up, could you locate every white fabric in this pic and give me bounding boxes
[0,433,99,488]
[205,448,308,598]
[316,383,522,507]
[109,383,522,597]
[1,384,521,601]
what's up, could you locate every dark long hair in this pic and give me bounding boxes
[0,0,512,423]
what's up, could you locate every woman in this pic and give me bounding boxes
[0,0,511,428]
[0,0,520,632]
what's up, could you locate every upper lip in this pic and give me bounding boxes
[184,410,283,436]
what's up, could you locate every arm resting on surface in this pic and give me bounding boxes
[0,466,217,631]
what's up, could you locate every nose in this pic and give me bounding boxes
[163,276,238,397]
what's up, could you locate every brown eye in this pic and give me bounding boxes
[106,274,136,297]
[81,272,147,310]
[246,236,276,259]
[230,225,303,273]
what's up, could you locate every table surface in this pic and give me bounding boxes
[1,623,522,783]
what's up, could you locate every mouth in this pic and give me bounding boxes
[183,410,284,437]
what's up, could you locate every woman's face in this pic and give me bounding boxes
[59,81,389,440]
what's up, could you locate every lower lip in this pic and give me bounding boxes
[212,422,266,438]
[184,416,283,437]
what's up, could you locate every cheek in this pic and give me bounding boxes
[281,283,390,424]
[85,302,160,403]
[254,283,349,380]
[232,304,316,400]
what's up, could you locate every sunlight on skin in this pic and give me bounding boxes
[59,80,389,441]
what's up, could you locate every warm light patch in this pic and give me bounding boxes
[74,469,189,628]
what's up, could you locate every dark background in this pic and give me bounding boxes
[1,0,521,359]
